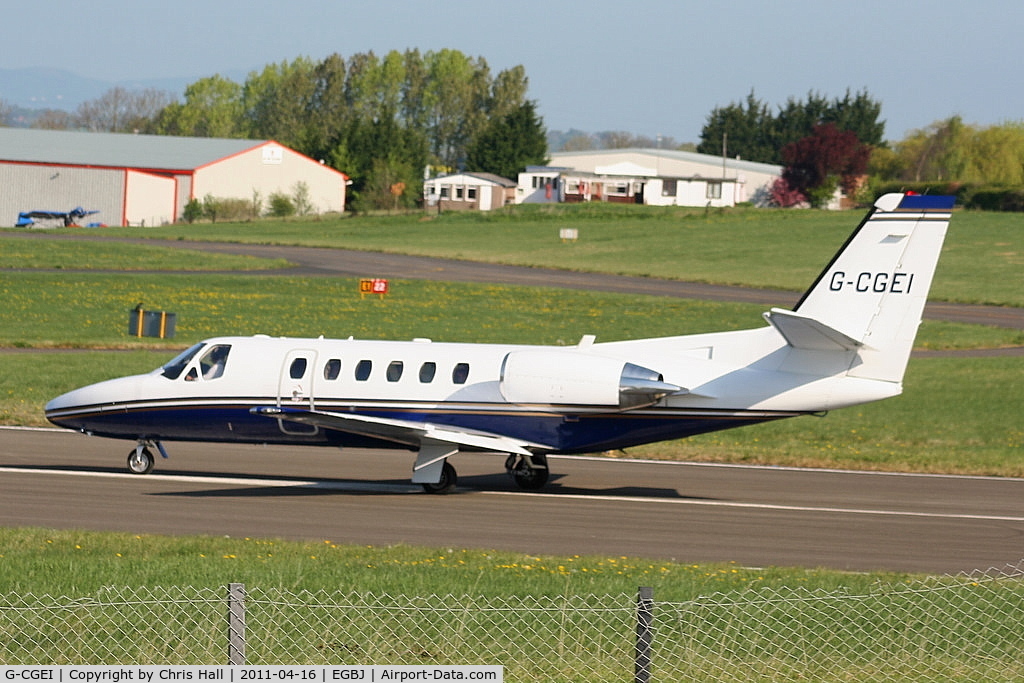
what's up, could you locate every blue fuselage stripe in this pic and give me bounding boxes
[46,399,800,454]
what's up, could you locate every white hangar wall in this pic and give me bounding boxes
[549,149,782,207]
[194,143,346,214]
[125,171,177,227]
[0,163,126,226]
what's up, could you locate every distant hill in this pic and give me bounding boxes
[0,67,202,122]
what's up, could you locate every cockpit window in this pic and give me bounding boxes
[161,343,206,379]
[199,344,231,380]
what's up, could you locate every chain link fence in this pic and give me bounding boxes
[2,561,1023,681]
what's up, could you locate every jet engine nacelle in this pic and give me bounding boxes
[499,350,680,410]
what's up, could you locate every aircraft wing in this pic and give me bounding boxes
[20,210,67,219]
[251,406,544,455]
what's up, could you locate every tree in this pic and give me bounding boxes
[149,50,532,210]
[31,109,74,130]
[74,86,175,133]
[465,101,548,180]
[242,58,317,148]
[699,90,884,164]
[153,75,243,138]
[697,91,776,163]
[304,53,350,163]
[825,88,885,147]
[965,122,1024,184]
[781,123,871,207]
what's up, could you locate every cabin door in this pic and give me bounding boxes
[277,349,319,435]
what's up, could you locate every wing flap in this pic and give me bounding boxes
[251,406,542,455]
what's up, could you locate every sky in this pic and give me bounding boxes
[3,0,1023,143]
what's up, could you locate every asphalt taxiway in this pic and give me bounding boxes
[3,427,1021,575]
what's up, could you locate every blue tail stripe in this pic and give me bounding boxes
[899,194,955,210]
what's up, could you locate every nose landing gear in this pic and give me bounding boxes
[127,440,168,475]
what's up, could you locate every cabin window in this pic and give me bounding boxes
[289,357,307,380]
[199,344,231,380]
[161,342,205,379]
[452,362,470,384]
[324,358,342,380]
[386,361,404,382]
[467,187,477,200]
[419,362,437,383]
[455,187,464,200]
[706,181,722,199]
[439,187,449,198]
[355,360,372,381]
[661,179,677,197]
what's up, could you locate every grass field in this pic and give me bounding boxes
[0,526,885,598]
[10,202,1019,306]
[0,237,289,271]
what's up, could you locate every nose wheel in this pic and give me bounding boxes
[127,446,155,474]
[127,440,168,475]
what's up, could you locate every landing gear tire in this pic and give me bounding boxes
[421,461,457,494]
[509,454,549,491]
[127,447,155,475]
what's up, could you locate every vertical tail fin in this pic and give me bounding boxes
[766,193,954,383]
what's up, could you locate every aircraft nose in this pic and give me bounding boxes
[45,375,145,429]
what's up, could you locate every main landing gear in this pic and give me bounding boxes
[127,440,168,475]
[505,454,550,491]
[420,461,458,495]
[419,454,552,494]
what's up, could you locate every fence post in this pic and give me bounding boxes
[635,586,653,683]
[228,583,246,665]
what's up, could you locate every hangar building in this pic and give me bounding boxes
[516,148,782,208]
[0,128,348,227]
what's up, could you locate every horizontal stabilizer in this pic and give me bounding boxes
[764,308,864,351]
[251,406,542,455]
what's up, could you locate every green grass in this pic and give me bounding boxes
[13,203,1021,306]
[0,235,289,271]
[3,271,1019,351]
[0,527,916,598]
[2,529,1021,678]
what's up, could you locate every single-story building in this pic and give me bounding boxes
[516,148,783,208]
[0,128,348,227]
[423,172,517,211]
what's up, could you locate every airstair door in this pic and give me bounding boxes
[277,349,318,435]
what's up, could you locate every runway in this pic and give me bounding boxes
[3,426,1021,575]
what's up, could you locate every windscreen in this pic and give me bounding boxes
[159,342,206,379]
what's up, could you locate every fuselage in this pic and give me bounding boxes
[44,328,894,455]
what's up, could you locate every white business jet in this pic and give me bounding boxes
[46,193,954,493]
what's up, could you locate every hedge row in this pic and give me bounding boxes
[872,182,1024,211]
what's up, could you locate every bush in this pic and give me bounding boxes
[869,181,1024,212]
[267,193,296,218]
[963,187,1024,212]
[182,199,203,224]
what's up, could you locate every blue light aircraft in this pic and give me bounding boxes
[45,193,954,493]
